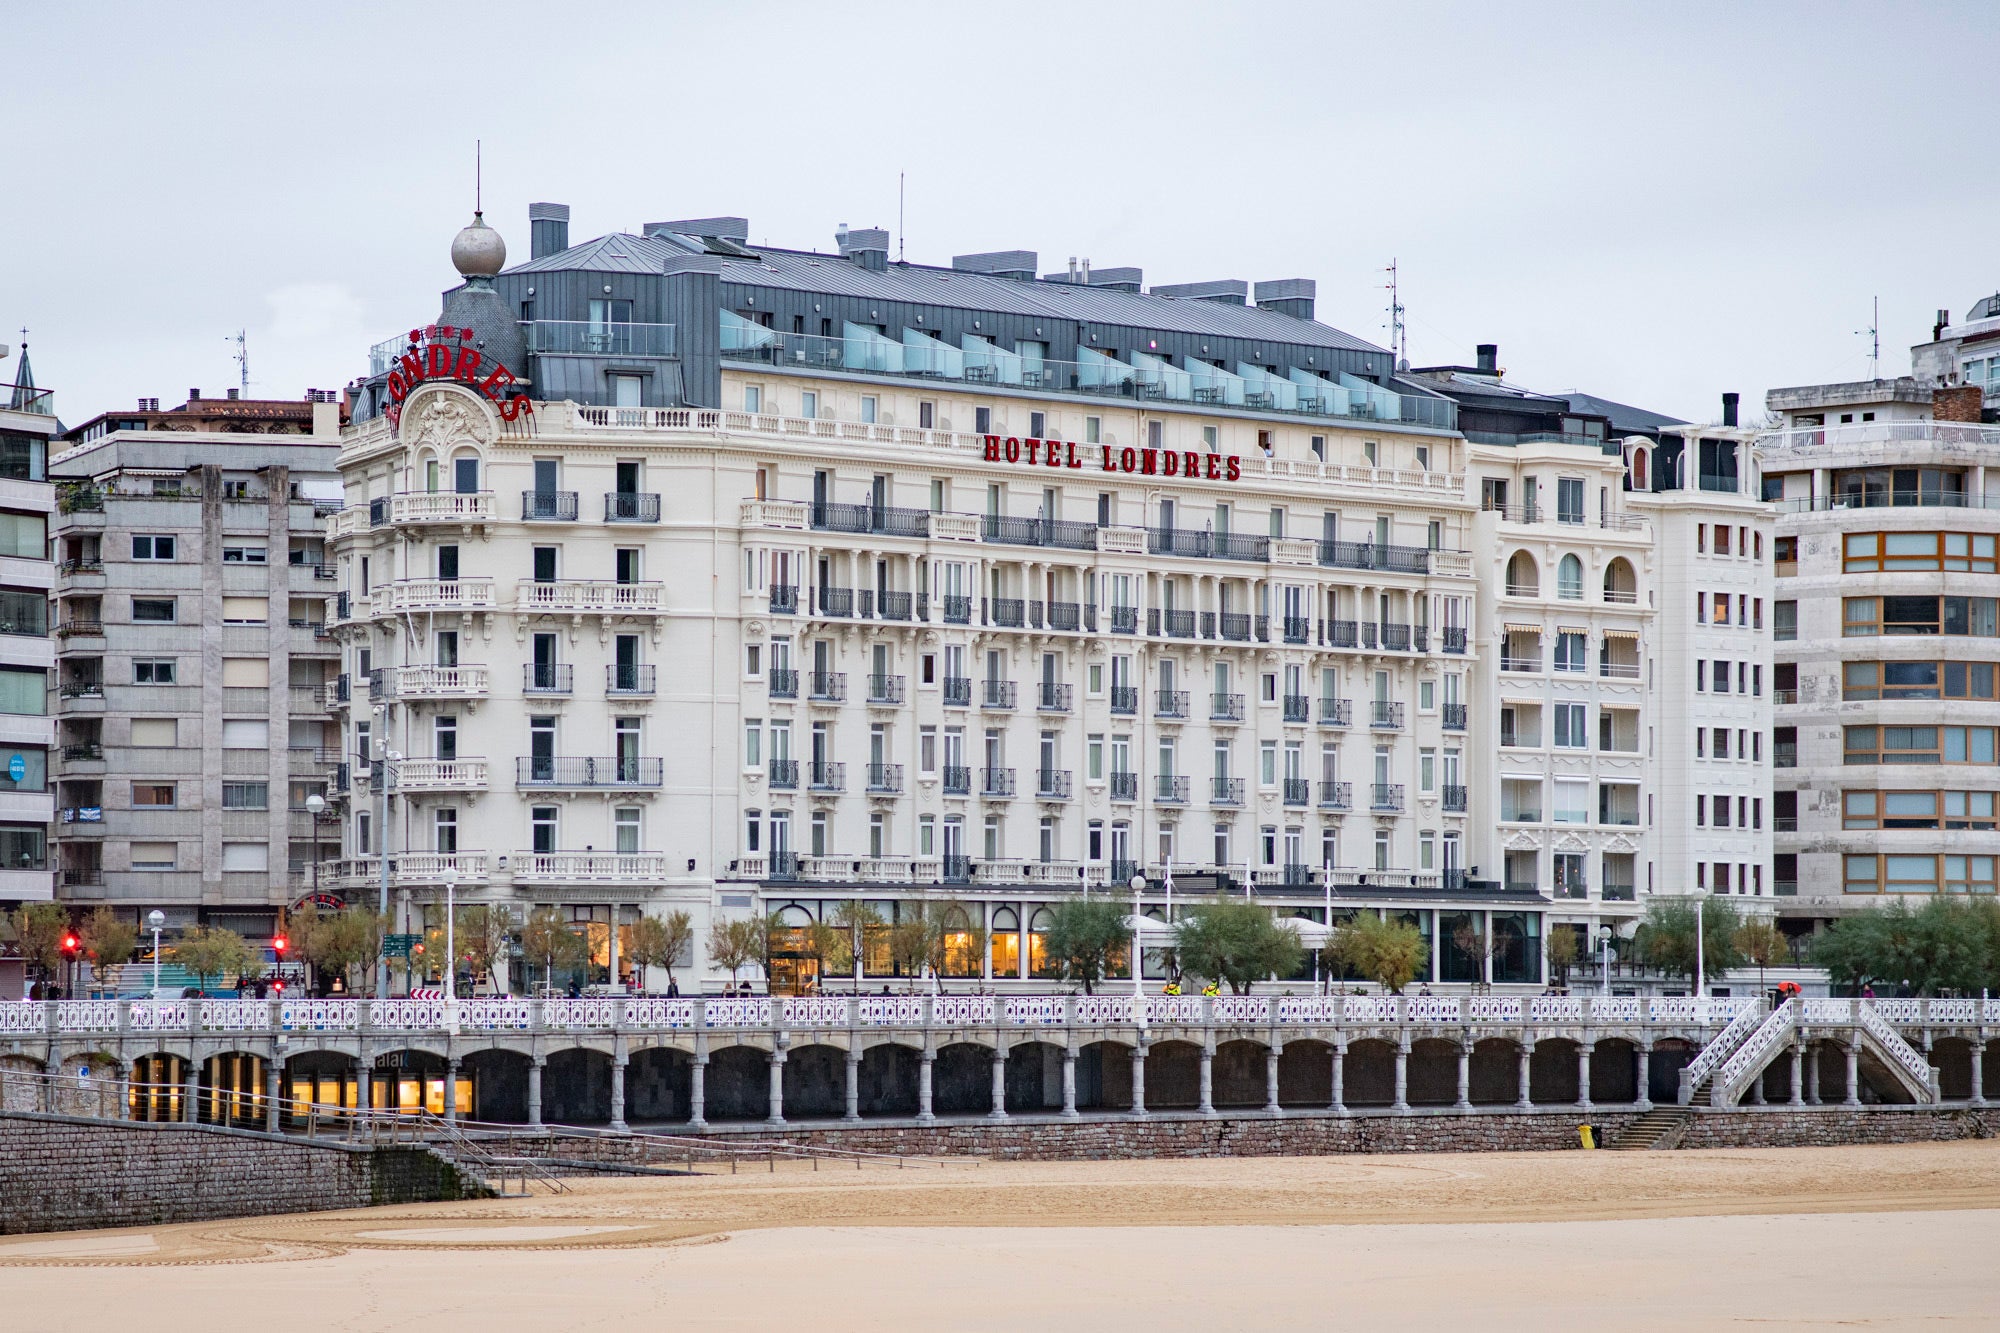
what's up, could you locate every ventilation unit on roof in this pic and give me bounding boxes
[1149,279,1249,305]
[1253,279,1315,321]
[953,250,1039,282]
[1088,267,1143,294]
[646,216,749,243]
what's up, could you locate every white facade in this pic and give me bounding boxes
[0,388,57,906]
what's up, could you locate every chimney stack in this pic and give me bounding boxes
[1475,344,1498,374]
[529,203,570,260]
[1722,392,1740,427]
[1935,309,1951,342]
[189,388,201,401]
[836,225,890,271]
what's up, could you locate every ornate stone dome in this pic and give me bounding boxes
[450,211,506,279]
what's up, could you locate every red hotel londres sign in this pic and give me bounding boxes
[983,435,1242,481]
[385,325,533,425]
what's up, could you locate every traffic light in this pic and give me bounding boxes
[272,935,288,957]
[60,932,79,960]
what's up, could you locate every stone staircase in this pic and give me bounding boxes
[1607,1104,1692,1151]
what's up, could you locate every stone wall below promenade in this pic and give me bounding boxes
[1676,1106,2000,1150]
[0,1111,488,1235]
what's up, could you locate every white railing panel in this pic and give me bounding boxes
[1074,995,1135,1026]
[55,1000,119,1032]
[0,1001,45,1034]
[1925,998,1978,1024]
[1149,995,1207,1025]
[370,999,448,1031]
[280,999,361,1031]
[1857,1002,1935,1095]
[1467,997,1523,1023]
[1341,996,1401,1023]
[1589,997,1642,1023]
[1406,996,1462,1024]
[197,1000,270,1032]
[1870,998,1920,1024]
[702,998,773,1029]
[779,997,849,1028]
[854,996,924,1027]
[459,999,533,1031]
[1211,995,1270,1025]
[130,1000,191,1031]
[1803,998,1856,1024]
[1528,995,1582,1022]
[1276,995,1339,1025]
[1005,995,1067,1027]
[625,998,697,1029]
[931,996,996,1027]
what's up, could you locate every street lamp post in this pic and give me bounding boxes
[1694,889,1707,1001]
[373,719,401,1000]
[1128,872,1148,1013]
[304,793,326,896]
[147,909,165,998]
[1597,925,1613,998]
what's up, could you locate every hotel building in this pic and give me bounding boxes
[0,343,59,915]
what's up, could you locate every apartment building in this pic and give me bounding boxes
[0,343,58,912]
[324,208,1566,992]
[1760,354,2000,930]
[48,392,345,940]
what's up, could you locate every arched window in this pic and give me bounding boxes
[991,907,1021,978]
[1603,558,1637,604]
[1506,551,1540,597]
[1630,447,1649,492]
[1557,554,1584,600]
[1028,906,1058,979]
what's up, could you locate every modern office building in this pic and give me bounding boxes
[47,391,345,942]
[0,343,59,913]
[1760,340,1999,933]
[1409,357,1773,959]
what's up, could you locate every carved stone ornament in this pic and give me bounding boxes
[400,384,498,452]
[1503,830,1542,851]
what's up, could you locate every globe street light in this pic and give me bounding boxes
[147,909,165,998]
[1129,872,1148,1009]
[1597,925,1614,999]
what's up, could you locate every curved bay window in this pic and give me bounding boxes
[990,907,1021,979]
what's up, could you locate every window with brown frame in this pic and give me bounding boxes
[1842,660,1998,700]
[1844,853,1995,894]
[1843,595,2000,637]
[1844,724,1998,764]
[1843,531,1998,573]
[1843,789,1997,830]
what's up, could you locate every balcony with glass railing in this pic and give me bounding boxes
[522,320,677,358]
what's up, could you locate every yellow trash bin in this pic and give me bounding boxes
[1578,1124,1596,1150]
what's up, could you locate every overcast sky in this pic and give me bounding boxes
[7,1,1995,427]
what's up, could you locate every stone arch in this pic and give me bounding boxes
[1145,1038,1204,1110]
[369,1047,449,1116]
[1004,1040,1065,1113]
[1277,1038,1333,1108]
[705,1044,771,1122]
[1505,549,1539,597]
[1406,1037,1460,1106]
[625,1046,693,1123]
[198,1049,271,1127]
[1209,1038,1268,1110]
[1343,1038,1397,1107]
[859,1042,921,1117]
[1648,1037,1696,1104]
[1077,1039,1134,1111]
[1809,1038,1850,1103]
[128,1052,186,1121]
[782,1043,847,1120]
[931,1041,996,1116]
[50,1052,122,1119]
[1530,1038,1582,1104]
[1627,445,1650,492]
[283,1049,358,1125]
[1469,1037,1522,1105]
[543,1046,612,1124]
[1591,1037,1639,1104]
[1929,1036,1977,1100]
[460,1047,531,1123]
[1603,556,1637,602]
[1556,552,1584,600]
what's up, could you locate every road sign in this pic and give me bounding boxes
[383,933,421,959]
[8,754,24,783]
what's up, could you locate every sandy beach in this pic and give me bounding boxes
[4,1141,1997,1330]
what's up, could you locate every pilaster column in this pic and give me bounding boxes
[917,1049,935,1123]
[1807,1043,1821,1104]
[1392,1038,1409,1113]
[766,1047,787,1126]
[1516,1041,1534,1110]
[358,1062,374,1118]
[1330,1040,1346,1115]
[608,1052,627,1132]
[688,1054,707,1129]
[266,1059,282,1133]
[1198,1044,1215,1116]
[1749,1062,1767,1105]
[843,1049,862,1122]
[1788,1044,1804,1107]
[1265,1046,1283,1115]
[183,1055,201,1124]
[1061,1047,1078,1119]
[1636,1040,1654,1111]
[115,1062,131,1121]
[1844,1042,1862,1108]
[1130,1042,1148,1118]
[1971,1041,1987,1108]
[1454,1041,1471,1112]
[1577,1042,1592,1111]
[527,1056,544,1127]
[988,1049,1008,1120]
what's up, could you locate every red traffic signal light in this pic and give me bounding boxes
[272,935,288,956]
[60,933,79,957]
[271,978,285,993]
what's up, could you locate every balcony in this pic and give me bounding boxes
[523,663,574,695]
[1318,698,1352,728]
[1775,743,1798,769]
[377,579,497,614]
[60,742,103,764]
[516,756,664,788]
[517,580,666,616]
[1443,784,1467,812]
[1380,623,1413,652]
[809,671,846,703]
[1159,608,1197,639]
[1283,615,1310,645]
[1210,776,1245,805]
[1111,605,1138,635]
[389,491,495,526]
[813,501,931,538]
[980,767,1016,798]
[1599,660,1641,681]
[768,758,799,789]
[1443,703,1467,731]
[770,585,799,615]
[1318,539,1430,574]
[1283,777,1310,807]
[879,590,918,622]
[1110,771,1137,802]
[1156,688,1189,720]
[808,761,846,792]
[511,851,671,883]
[1327,620,1358,648]
[605,492,661,523]
[521,490,580,522]
[1210,692,1245,722]
[1442,627,1468,654]
[943,675,971,707]
[598,663,652,695]
[866,762,903,794]
[1773,688,1799,706]
[58,678,104,700]
[1109,685,1138,715]
[1372,783,1405,812]
[1318,781,1352,810]
[981,679,1016,710]
[768,667,798,699]
[943,594,973,625]
[1037,681,1073,712]
[982,514,1097,551]
[1371,701,1405,729]
[990,597,1025,628]
[396,759,489,792]
[1282,693,1310,724]
[1218,612,1255,642]
[1500,655,1541,673]
[54,619,102,640]
[1155,775,1190,804]
[942,764,971,796]
[1036,769,1073,800]
[389,665,490,700]
[868,674,907,705]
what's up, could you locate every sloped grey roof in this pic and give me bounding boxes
[1555,390,1685,433]
[507,232,1389,356]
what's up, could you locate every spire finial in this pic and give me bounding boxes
[475,140,482,219]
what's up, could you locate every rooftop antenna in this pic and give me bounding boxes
[1856,294,1879,379]
[228,329,249,391]
[1384,259,1409,370]
[898,171,905,263]
[475,139,482,217]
